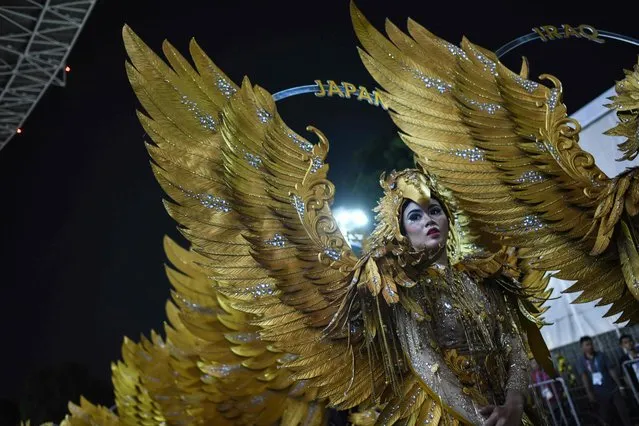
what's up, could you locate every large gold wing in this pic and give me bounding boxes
[121,23,390,416]
[351,3,639,323]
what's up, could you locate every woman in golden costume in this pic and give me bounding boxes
[326,167,546,425]
[348,168,539,425]
[50,2,639,426]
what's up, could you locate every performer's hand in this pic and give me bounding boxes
[479,395,523,426]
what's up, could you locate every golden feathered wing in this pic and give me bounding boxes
[351,2,639,323]
[119,24,390,421]
[58,25,358,425]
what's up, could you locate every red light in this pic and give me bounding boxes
[16,128,22,134]
[65,66,71,72]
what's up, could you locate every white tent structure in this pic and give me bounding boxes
[540,87,639,349]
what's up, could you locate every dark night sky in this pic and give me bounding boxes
[0,0,637,402]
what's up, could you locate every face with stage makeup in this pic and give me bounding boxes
[368,169,460,265]
[401,198,449,254]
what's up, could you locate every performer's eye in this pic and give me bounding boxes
[429,206,442,216]
[408,212,422,222]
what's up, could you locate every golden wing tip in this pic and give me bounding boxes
[122,24,139,44]
[240,75,253,89]
[189,37,204,54]
[161,39,172,49]
[163,234,174,248]
[349,0,365,21]
[384,17,403,35]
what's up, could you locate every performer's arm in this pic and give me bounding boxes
[483,291,530,426]
[482,327,528,425]
[504,332,529,407]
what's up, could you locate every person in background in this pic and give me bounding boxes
[531,359,578,425]
[619,334,639,400]
[532,359,556,401]
[578,336,632,426]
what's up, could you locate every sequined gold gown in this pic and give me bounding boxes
[386,265,531,425]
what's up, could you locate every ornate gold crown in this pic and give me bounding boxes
[365,168,477,265]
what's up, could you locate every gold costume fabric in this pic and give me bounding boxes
[391,266,531,424]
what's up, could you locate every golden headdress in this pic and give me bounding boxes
[366,168,484,266]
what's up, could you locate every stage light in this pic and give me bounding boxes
[334,208,369,235]
[65,65,71,72]
[16,128,22,134]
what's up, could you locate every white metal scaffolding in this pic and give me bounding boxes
[0,0,97,150]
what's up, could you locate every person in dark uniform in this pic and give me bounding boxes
[578,336,632,426]
[619,334,639,397]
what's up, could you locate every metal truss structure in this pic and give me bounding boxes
[0,0,97,151]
